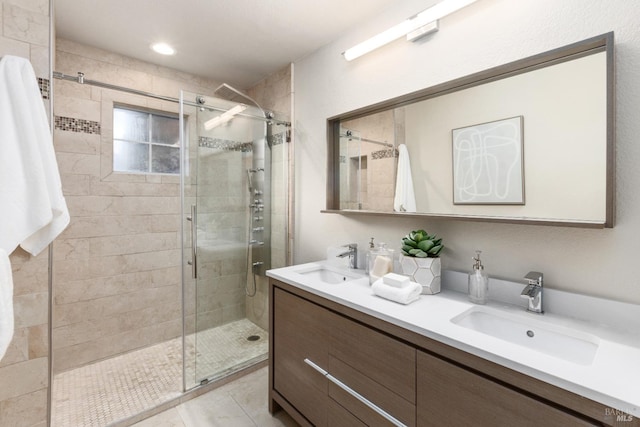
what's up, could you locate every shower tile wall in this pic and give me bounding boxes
[0,1,51,426]
[342,109,399,211]
[246,64,293,330]
[191,148,252,331]
[51,39,222,373]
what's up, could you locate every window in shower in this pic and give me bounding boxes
[113,105,181,174]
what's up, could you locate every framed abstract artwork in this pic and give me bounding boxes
[452,116,524,205]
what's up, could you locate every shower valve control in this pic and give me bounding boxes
[254,216,263,222]
[252,227,264,232]
[254,199,263,204]
[254,190,263,195]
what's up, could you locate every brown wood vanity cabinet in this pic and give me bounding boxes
[271,285,415,426]
[269,278,638,427]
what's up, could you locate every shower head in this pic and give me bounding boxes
[214,83,274,148]
[214,83,265,115]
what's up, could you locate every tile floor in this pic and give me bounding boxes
[131,367,299,427]
[52,319,269,426]
[185,319,268,387]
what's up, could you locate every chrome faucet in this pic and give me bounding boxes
[336,243,358,269]
[521,271,544,314]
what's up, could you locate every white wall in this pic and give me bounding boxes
[294,0,640,304]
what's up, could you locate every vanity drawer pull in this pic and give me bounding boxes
[304,358,407,427]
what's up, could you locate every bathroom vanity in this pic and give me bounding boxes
[268,263,639,426]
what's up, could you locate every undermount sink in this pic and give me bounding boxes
[451,307,600,365]
[295,264,362,285]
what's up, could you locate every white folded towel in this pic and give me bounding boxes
[372,278,421,305]
[0,249,13,360]
[0,55,70,256]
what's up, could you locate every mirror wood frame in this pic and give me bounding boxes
[325,32,615,228]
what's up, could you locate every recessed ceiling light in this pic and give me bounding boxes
[151,43,175,55]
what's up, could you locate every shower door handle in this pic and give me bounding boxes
[187,204,197,279]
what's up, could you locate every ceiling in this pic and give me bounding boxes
[55,0,397,89]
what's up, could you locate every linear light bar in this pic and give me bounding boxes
[203,104,247,130]
[343,19,414,61]
[343,0,478,61]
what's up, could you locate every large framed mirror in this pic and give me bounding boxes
[326,32,614,228]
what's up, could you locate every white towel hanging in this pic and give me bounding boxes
[394,144,417,212]
[0,55,70,255]
[0,56,70,361]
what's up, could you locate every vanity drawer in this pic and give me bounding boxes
[273,288,330,426]
[330,310,416,404]
[329,355,416,427]
[328,398,368,427]
[416,350,599,427]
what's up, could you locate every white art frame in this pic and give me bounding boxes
[452,116,524,205]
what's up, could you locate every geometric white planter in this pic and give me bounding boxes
[399,254,441,295]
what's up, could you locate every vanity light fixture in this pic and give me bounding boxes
[203,104,247,130]
[343,0,478,61]
[151,42,176,55]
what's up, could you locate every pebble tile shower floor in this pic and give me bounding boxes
[52,319,268,426]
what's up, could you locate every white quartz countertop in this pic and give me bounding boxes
[267,261,640,418]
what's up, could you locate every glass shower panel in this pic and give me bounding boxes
[181,91,271,388]
[339,128,364,210]
[267,114,290,270]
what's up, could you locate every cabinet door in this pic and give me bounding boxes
[273,288,330,426]
[416,350,598,427]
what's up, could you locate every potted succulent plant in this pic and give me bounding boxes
[399,230,443,294]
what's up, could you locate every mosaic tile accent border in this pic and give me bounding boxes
[372,148,398,160]
[198,136,252,152]
[55,116,101,134]
[38,77,50,100]
[268,131,287,147]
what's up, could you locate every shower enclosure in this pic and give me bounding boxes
[181,91,286,388]
[50,77,290,425]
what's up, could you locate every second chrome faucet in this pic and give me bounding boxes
[521,271,544,314]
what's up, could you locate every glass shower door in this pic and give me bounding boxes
[181,91,269,388]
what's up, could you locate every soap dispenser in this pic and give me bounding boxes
[468,250,488,304]
[365,237,375,275]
